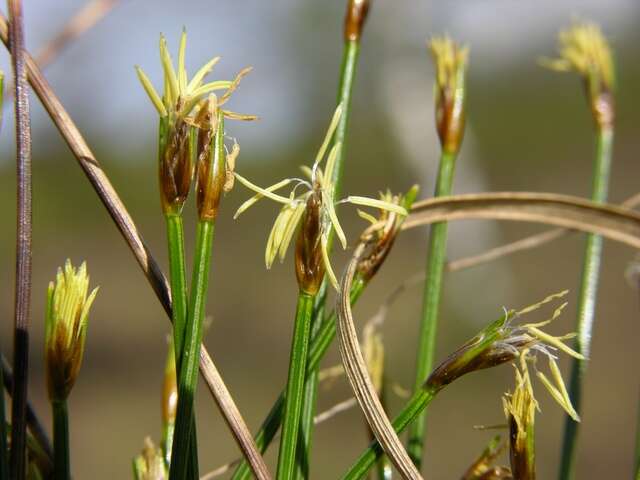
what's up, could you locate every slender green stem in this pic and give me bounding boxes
[166,214,188,363]
[558,126,613,480]
[231,277,366,480]
[330,39,360,193]
[0,353,7,480]
[293,37,362,480]
[169,220,215,480]
[408,150,457,466]
[165,212,199,478]
[276,292,315,480]
[52,400,70,480]
[295,293,325,480]
[342,388,437,480]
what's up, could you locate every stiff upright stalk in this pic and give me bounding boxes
[558,126,613,479]
[276,292,315,480]
[165,212,200,477]
[169,220,215,480]
[408,150,456,465]
[52,400,70,480]
[408,37,468,468]
[295,1,369,473]
[230,276,367,480]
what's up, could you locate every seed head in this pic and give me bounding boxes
[356,185,419,281]
[541,21,615,128]
[428,36,468,154]
[425,291,583,393]
[45,260,98,403]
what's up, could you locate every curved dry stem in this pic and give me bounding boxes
[405,192,640,248]
[337,241,423,480]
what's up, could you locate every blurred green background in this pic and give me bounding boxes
[1,0,640,478]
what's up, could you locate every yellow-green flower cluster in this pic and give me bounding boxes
[234,104,407,290]
[428,36,468,154]
[45,260,98,402]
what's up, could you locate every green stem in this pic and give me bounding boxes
[166,214,188,364]
[276,292,315,480]
[293,37,362,480]
[231,277,366,480]
[295,292,325,480]
[408,150,457,466]
[558,126,613,480]
[165,214,199,477]
[52,400,70,480]
[169,220,215,480]
[343,388,438,480]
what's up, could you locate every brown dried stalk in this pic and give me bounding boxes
[8,1,33,477]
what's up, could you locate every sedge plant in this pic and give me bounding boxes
[230,2,372,478]
[342,292,581,479]
[136,31,254,478]
[409,35,469,468]
[45,260,98,480]
[233,103,407,479]
[541,22,616,480]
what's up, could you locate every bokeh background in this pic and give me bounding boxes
[1,0,640,478]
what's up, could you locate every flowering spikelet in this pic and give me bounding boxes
[428,36,468,154]
[503,354,537,480]
[541,21,615,128]
[461,435,511,480]
[133,438,166,480]
[426,290,583,407]
[45,260,98,402]
[234,104,407,292]
[136,30,255,214]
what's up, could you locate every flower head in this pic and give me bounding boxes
[356,185,419,281]
[135,30,254,121]
[503,354,537,480]
[233,104,407,291]
[428,36,468,154]
[45,260,98,402]
[133,437,166,480]
[541,21,615,128]
[425,290,583,405]
[461,435,511,480]
[136,30,255,215]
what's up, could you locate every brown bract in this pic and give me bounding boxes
[159,114,193,215]
[344,0,370,42]
[196,106,226,222]
[294,192,325,295]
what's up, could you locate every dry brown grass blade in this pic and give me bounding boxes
[0,14,270,479]
[446,191,640,272]
[405,192,640,248]
[8,1,33,476]
[338,241,424,480]
[199,350,271,480]
[337,192,640,480]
